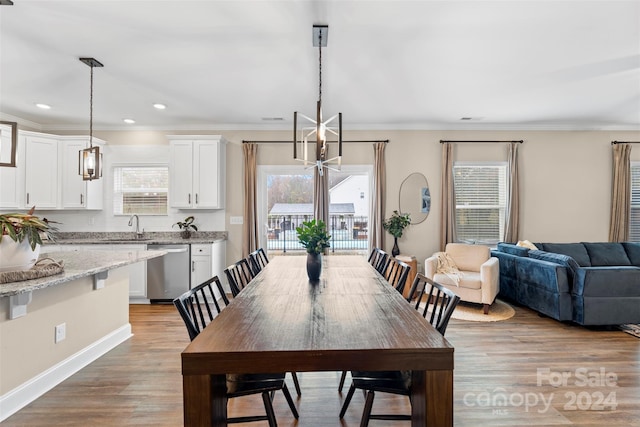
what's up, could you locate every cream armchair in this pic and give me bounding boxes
[425,243,499,314]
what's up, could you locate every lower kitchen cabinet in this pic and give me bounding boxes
[191,241,226,299]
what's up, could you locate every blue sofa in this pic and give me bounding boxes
[491,242,640,326]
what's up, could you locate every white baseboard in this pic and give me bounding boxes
[0,324,133,422]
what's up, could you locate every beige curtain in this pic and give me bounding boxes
[440,142,456,251]
[370,142,386,249]
[313,167,329,225]
[609,143,632,242]
[503,142,520,243]
[242,143,259,257]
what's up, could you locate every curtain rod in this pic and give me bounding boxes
[611,141,640,145]
[242,140,389,144]
[440,140,523,144]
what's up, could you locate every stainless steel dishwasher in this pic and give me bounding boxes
[147,244,190,303]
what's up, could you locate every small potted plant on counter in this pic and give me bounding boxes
[296,219,331,282]
[0,206,58,272]
[173,216,198,239]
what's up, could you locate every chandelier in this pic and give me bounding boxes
[78,57,103,181]
[293,24,342,176]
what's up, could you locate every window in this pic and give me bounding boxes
[630,163,640,241]
[113,166,169,215]
[257,165,372,254]
[453,162,507,245]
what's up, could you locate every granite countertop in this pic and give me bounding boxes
[44,231,227,245]
[0,249,167,297]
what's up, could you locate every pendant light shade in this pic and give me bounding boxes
[79,145,101,180]
[78,57,103,181]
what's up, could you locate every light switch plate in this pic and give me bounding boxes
[230,216,243,225]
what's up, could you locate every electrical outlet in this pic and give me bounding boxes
[230,216,244,225]
[55,323,66,343]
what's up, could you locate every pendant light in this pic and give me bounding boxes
[293,25,342,176]
[78,57,103,181]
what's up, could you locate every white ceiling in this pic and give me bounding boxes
[1,0,639,131]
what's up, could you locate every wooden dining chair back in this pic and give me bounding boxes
[368,247,390,274]
[173,277,299,426]
[406,273,461,335]
[384,258,410,295]
[173,276,228,341]
[339,274,460,425]
[249,247,269,275]
[224,258,255,297]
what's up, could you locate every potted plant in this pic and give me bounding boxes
[296,219,331,281]
[173,216,198,239]
[383,210,411,257]
[0,206,58,272]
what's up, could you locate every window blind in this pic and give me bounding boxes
[113,166,169,215]
[453,163,507,245]
[630,163,640,242]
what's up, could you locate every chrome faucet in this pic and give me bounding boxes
[128,214,143,238]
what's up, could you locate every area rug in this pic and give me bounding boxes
[419,299,515,323]
[619,324,640,338]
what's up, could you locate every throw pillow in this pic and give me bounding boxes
[517,240,538,250]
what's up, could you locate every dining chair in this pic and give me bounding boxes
[384,258,410,295]
[249,247,269,275]
[367,247,391,274]
[224,258,255,297]
[173,276,299,426]
[339,274,460,425]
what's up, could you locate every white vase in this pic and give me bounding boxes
[0,238,41,272]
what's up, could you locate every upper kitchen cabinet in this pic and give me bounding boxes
[168,136,226,209]
[0,130,106,210]
[0,133,25,209]
[59,137,104,209]
[24,133,58,208]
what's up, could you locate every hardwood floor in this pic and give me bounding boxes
[4,303,639,426]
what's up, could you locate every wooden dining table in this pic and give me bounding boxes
[181,255,454,426]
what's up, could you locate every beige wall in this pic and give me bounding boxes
[0,267,130,394]
[43,128,640,270]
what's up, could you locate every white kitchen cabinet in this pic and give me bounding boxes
[168,136,226,209]
[24,134,58,208]
[59,137,104,210]
[191,244,212,289]
[191,241,226,300]
[0,130,106,210]
[0,134,25,209]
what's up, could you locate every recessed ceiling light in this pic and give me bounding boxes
[123,118,136,124]
[262,117,284,121]
[460,117,484,121]
[36,103,51,110]
[153,103,166,110]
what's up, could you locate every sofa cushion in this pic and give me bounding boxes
[497,242,529,257]
[528,250,580,272]
[582,242,631,266]
[622,242,640,266]
[537,243,591,267]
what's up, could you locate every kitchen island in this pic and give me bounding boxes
[0,249,165,422]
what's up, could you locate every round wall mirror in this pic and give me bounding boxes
[399,172,430,225]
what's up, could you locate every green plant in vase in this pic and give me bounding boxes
[173,216,198,239]
[383,210,411,257]
[296,219,331,281]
